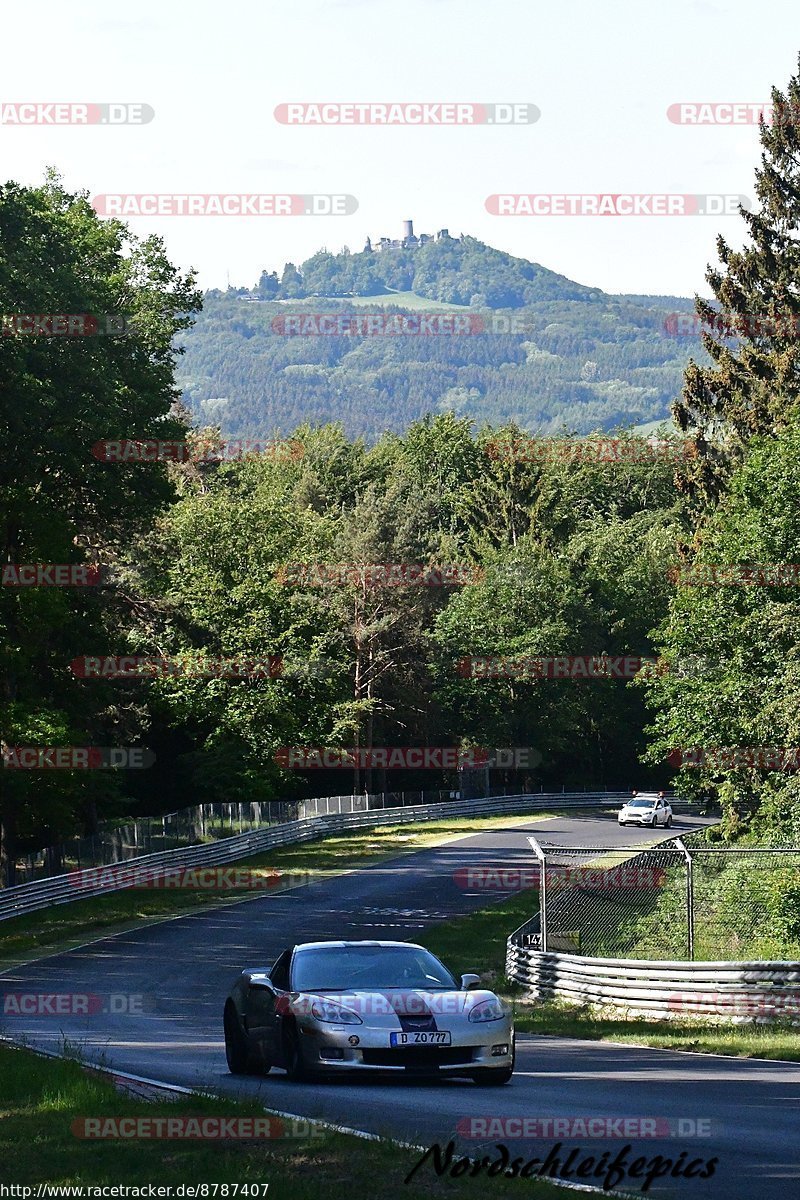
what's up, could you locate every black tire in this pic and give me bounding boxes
[665,814,673,828]
[283,1024,310,1082]
[472,1037,514,1086]
[225,998,256,1075]
[471,1066,514,1086]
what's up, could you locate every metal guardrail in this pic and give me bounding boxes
[0,791,628,923]
[505,944,800,1022]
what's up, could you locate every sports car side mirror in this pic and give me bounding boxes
[461,973,481,991]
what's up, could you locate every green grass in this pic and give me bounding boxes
[317,290,469,310]
[510,1001,800,1061]
[0,1043,568,1197]
[0,813,554,968]
[423,890,539,983]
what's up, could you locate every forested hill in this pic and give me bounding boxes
[177,235,705,441]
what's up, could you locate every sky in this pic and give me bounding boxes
[1,0,798,297]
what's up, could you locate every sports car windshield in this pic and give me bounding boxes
[292,945,458,991]
[627,799,656,808]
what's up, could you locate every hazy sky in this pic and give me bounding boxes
[2,0,799,296]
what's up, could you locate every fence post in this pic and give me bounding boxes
[675,838,694,960]
[528,836,547,952]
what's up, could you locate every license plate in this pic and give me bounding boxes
[390,1031,451,1046]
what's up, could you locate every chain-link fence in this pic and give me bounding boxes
[7,792,450,884]
[516,838,800,961]
[8,779,593,886]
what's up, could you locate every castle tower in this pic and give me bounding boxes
[403,219,414,239]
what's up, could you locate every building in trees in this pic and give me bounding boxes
[364,219,458,253]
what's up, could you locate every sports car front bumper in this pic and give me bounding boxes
[295,1018,514,1073]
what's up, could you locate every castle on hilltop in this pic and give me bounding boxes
[364,219,458,253]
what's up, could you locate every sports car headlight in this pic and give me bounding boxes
[310,999,363,1025]
[468,997,505,1023]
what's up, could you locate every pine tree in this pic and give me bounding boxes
[675,55,800,508]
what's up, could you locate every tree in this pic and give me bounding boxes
[257,270,279,299]
[0,173,201,882]
[279,263,305,298]
[641,410,800,835]
[675,55,800,509]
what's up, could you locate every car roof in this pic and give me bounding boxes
[240,941,427,977]
[292,940,425,952]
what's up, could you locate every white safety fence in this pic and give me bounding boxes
[0,790,629,923]
[506,944,800,1023]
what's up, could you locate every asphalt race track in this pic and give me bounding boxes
[3,809,799,1198]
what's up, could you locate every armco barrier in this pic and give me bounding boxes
[0,791,629,923]
[505,944,800,1023]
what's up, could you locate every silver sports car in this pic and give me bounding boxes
[224,939,514,1085]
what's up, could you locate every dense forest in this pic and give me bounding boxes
[177,238,704,440]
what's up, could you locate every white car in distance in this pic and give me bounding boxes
[618,793,673,828]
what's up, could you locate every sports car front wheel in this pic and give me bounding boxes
[283,1025,311,1081]
[224,1002,268,1075]
[471,1037,514,1085]
[471,1066,514,1086]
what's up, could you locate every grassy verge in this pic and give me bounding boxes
[0,812,556,968]
[422,890,538,980]
[0,1042,568,1198]
[421,892,800,1062]
[510,1001,800,1061]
